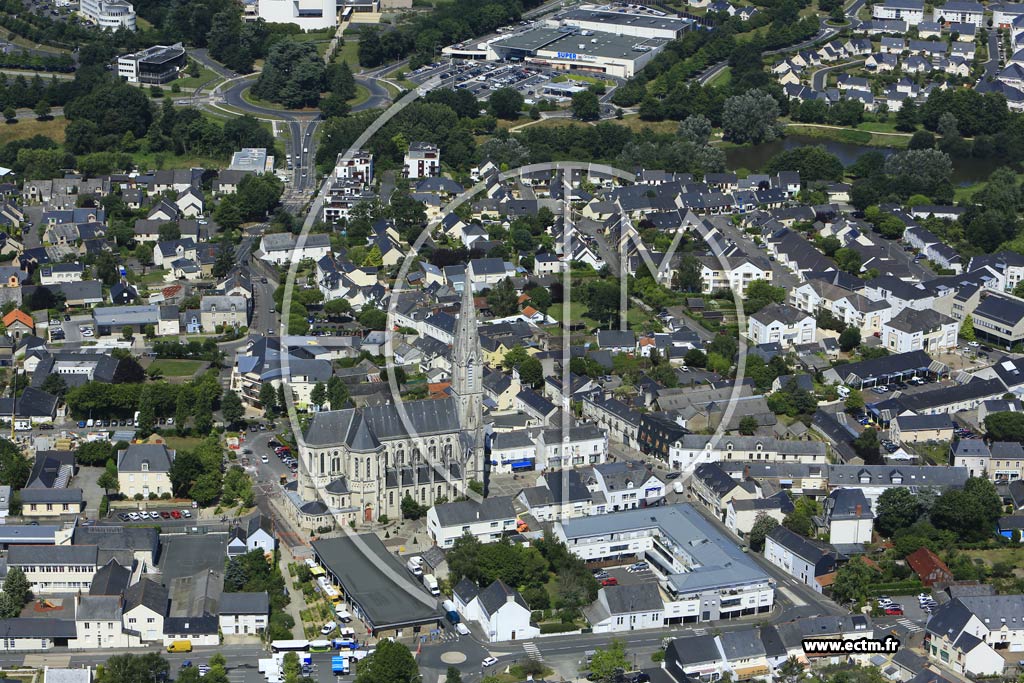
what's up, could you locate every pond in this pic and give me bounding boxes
[723,133,995,186]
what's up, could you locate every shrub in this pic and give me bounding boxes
[99,495,109,518]
[539,622,578,634]
[134,493,143,501]
[160,492,172,500]
[378,514,389,525]
[148,493,157,500]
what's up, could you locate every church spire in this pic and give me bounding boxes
[451,276,483,475]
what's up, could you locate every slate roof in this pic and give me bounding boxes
[219,592,270,615]
[117,444,174,473]
[767,525,832,564]
[124,578,168,615]
[453,577,480,605]
[602,583,663,614]
[477,579,530,616]
[89,559,132,596]
[304,398,460,447]
[432,496,516,527]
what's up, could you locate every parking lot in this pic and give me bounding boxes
[49,314,95,343]
[591,560,657,588]
[113,507,195,524]
[411,59,610,104]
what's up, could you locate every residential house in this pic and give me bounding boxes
[425,496,517,548]
[117,443,175,499]
[454,579,539,642]
[764,525,837,593]
[747,304,815,346]
[817,488,874,545]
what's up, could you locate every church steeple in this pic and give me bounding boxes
[451,278,484,474]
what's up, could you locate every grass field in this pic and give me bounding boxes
[706,66,732,88]
[339,41,360,68]
[162,436,210,452]
[348,83,371,107]
[784,123,909,148]
[173,65,219,91]
[962,547,1024,572]
[147,359,205,377]
[552,73,612,87]
[0,116,67,145]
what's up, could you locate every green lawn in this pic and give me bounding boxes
[162,435,209,452]
[856,121,902,133]
[552,73,612,87]
[147,359,205,377]
[173,65,219,91]
[706,66,732,88]
[339,40,360,68]
[348,83,371,107]
[0,116,67,145]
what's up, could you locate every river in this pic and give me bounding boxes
[723,133,995,186]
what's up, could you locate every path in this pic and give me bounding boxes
[785,121,914,138]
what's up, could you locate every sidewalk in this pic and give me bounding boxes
[278,542,308,639]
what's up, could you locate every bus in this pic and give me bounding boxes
[271,640,310,652]
[309,640,332,653]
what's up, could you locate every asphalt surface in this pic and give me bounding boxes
[984,28,1001,80]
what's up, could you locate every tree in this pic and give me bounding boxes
[33,99,50,121]
[222,466,254,507]
[488,88,524,120]
[834,247,863,274]
[571,90,600,121]
[722,89,781,144]
[676,254,702,293]
[852,428,881,464]
[259,382,277,419]
[844,389,864,413]
[40,373,68,398]
[929,477,1002,542]
[517,355,544,389]
[95,653,170,683]
[445,667,462,683]
[588,640,629,683]
[838,327,861,352]
[251,40,325,109]
[744,279,786,314]
[401,493,427,520]
[0,439,29,489]
[221,391,244,428]
[959,315,975,342]
[98,459,120,497]
[311,382,327,411]
[738,415,759,435]
[77,440,115,467]
[486,278,518,317]
[765,146,843,183]
[354,639,420,683]
[3,106,15,123]
[875,487,919,537]
[984,411,1024,441]
[748,512,779,552]
[677,114,712,145]
[0,566,30,617]
[783,497,821,537]
[327,376,349,410]
[190,470,223,506]
[832,557,876,604]
[776,657,805,683]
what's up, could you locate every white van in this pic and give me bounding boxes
[456,623,470,636]
[837,386,851,399]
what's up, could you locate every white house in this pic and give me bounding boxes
[872,0,926,23]
[882,308,958,353]
[764,525,837,593]
[698,255,773,296]
[818,488,874,544]
[404,142,440,179]
[218,592,269,636]
[425,497,517,548]
[747,303,815,346]
[259,233,331,266]
[583,583,665,633]
[725,492,794,537]
[453,579,540,642]
[122,578,167,642]
[925,597,1015,676]
[589,461,665,511]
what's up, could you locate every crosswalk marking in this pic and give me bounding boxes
[896,618,922,633]
[523,642,543,661]
[692,628,707,636]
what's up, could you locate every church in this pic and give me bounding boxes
[293,282,485,528]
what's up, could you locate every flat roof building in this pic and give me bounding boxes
[116,43,186,84]
[229,148,274,174]
[558,8,694,40]
[312,534,443,637]
[486,27,669,78]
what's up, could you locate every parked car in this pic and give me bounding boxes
[159,511,171,519]
[482,657,498,668]
[321,621,337,635]
[128,512,140,521]
[601,577,618,586]
[171,510,181,519]
[884,605,904,615]
[665,471,682,480]
[181,509,192,518]
[261,454,270,463]
[627,561,649,573]
[118,513,131,521]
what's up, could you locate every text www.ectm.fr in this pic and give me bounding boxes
[802,637,901,655]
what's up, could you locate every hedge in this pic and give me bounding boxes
[539,622,579,634]
[871,580,925,595]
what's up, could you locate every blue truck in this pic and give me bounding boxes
[332,656,349,675]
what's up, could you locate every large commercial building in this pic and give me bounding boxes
[556,8,694,40]
[555,504,775,623]
[80,0,136,30]
[445,26,669,79]
[250,0,379,29]
[116,43,187,84]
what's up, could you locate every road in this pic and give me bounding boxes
[811,59,864,92]
[984,28,1001,81]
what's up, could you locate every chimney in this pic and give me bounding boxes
[743,465,750,480]
[855,504,862,517]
